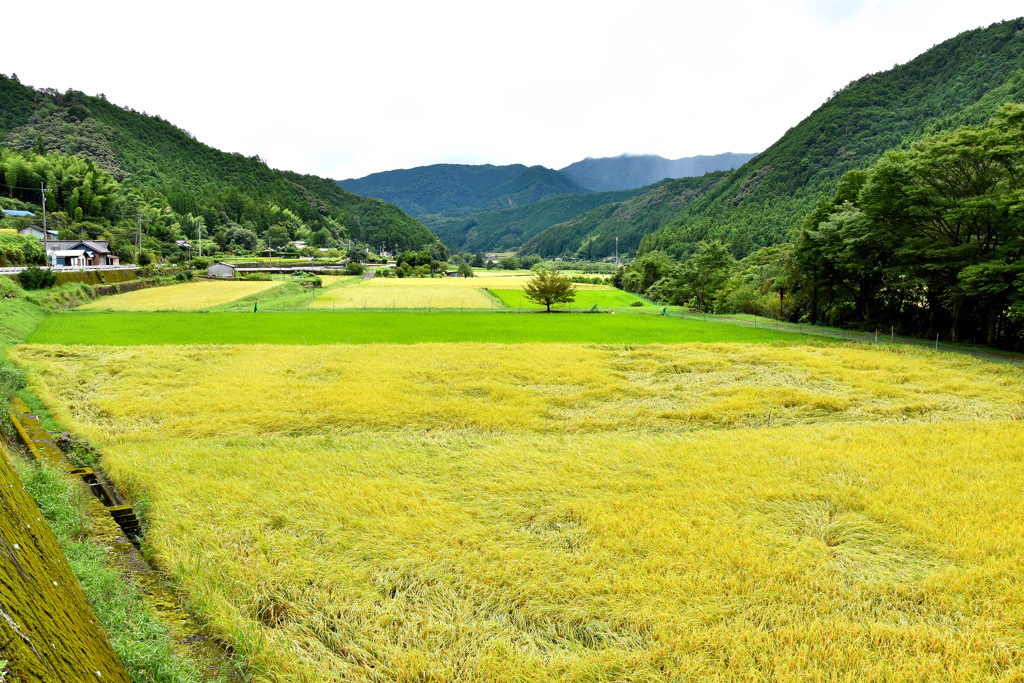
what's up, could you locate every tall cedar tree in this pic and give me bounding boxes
[523,270,577,312]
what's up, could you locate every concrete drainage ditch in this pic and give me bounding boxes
[8,397,143,540]
[6,395,241,681]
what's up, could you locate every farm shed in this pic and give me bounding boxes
[207,261,237,277]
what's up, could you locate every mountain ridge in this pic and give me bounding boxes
[338,163,590,217]
[558,152,756,192]
[520,17,1024,261]
[640,17,1024,258]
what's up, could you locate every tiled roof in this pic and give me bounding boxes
[44,240,113,254]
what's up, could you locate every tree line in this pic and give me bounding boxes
[615,104,1024,349]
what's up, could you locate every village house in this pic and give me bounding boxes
[17,225,59,240]
[45,240,120,267]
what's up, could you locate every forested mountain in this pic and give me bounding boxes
[559,153,756,192]
[639,18,1024,259]
[518,173,729,260]
[338,164,590,217]
[421,184,658,253]
[0,75,436,259]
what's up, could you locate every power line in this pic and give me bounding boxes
[0,184,67,193]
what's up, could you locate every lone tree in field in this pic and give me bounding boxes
[523,269,576,312]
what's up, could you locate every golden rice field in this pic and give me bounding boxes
[12,343,1024,441]
[12,342,1024,681]
[34,428,1024,681]
[310,276,608,310]
[311,280,496,309]
[79,280,282,311]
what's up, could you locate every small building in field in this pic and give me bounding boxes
[18,225,58,240]
[45,240,120,267]
[207,262,236,278]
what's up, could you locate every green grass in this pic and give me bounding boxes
[28,311,803,346]
[489,288,645,310]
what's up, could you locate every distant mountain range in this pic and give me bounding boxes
[558,153,756,192]
[337,153,755,253]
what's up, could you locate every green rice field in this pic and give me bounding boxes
[489,288,645,309]
[28,311,803,346]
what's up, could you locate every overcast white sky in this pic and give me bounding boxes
[1,1,1021,180]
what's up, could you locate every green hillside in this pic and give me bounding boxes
[640,18,1024,258]
[0,76,436,257]
[339,163,590,217]
[422,184,657,253]
[518,173,729,260]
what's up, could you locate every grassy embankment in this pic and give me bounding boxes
[11,339,1024,682]
[28,311,800,345]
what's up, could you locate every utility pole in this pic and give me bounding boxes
[197,218,204,258]
[41,182,47,249]
[615,236,619,268]
[136,212,142,262]
[40,183,54,266]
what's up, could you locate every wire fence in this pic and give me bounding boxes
[663,308,1024,367]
